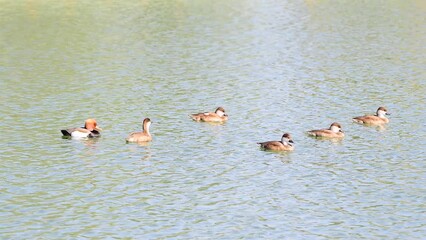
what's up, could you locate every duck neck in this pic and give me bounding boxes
[143,122,151,135]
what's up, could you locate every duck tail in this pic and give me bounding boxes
[61,129,71,136]
[190,114,200,121]
[352,118,363,123]
[306,131,315,136]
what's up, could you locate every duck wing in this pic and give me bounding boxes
[353,115,378,123]
[126,132,151,142]
[257,141,283,148]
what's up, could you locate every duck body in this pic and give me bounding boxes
[307,122,344,139]
[353,107,390,125]
[258,133,294,151]
[61,119,102,138]
[61,128,100,138]
[126,118,152,143]
[190,107,228,122]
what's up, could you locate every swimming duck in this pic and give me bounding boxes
[257,133,295,151]
[353,107,390,125]
[307,122,344,139]
[126,118,152,143]
[61,119,102,138]
[190,107,228,122]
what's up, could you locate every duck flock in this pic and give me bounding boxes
[61,106,390,151]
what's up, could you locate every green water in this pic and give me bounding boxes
[1,0,425,238]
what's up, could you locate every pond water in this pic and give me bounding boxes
[1,0,425,239]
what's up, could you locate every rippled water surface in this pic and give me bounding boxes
[1,0,425,239]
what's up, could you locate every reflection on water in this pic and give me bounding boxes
[307,136,345,144]
[127,141,151,147]
[1,0,425,239]
[353,122,388,132]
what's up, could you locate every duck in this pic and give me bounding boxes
[353,107,390,125]
[126,118,152,143]
[307,122,344,139]
[257,133,295,151]
[190,107,228,122]
[61,119,102,138]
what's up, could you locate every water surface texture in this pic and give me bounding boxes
[1,0,425,239]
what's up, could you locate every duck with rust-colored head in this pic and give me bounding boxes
[257,133,295,151]
[126,118,152,143]
[190,107,228,123]
[353,107,390,125]
[307,122,344,139]
[61,119,102,138]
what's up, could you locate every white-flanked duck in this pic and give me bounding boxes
[61,119,102,138]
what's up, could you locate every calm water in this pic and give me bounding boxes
[1,0,425,239]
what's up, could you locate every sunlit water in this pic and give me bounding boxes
[1,0,425,239]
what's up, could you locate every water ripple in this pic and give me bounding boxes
[1,0,425,239]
